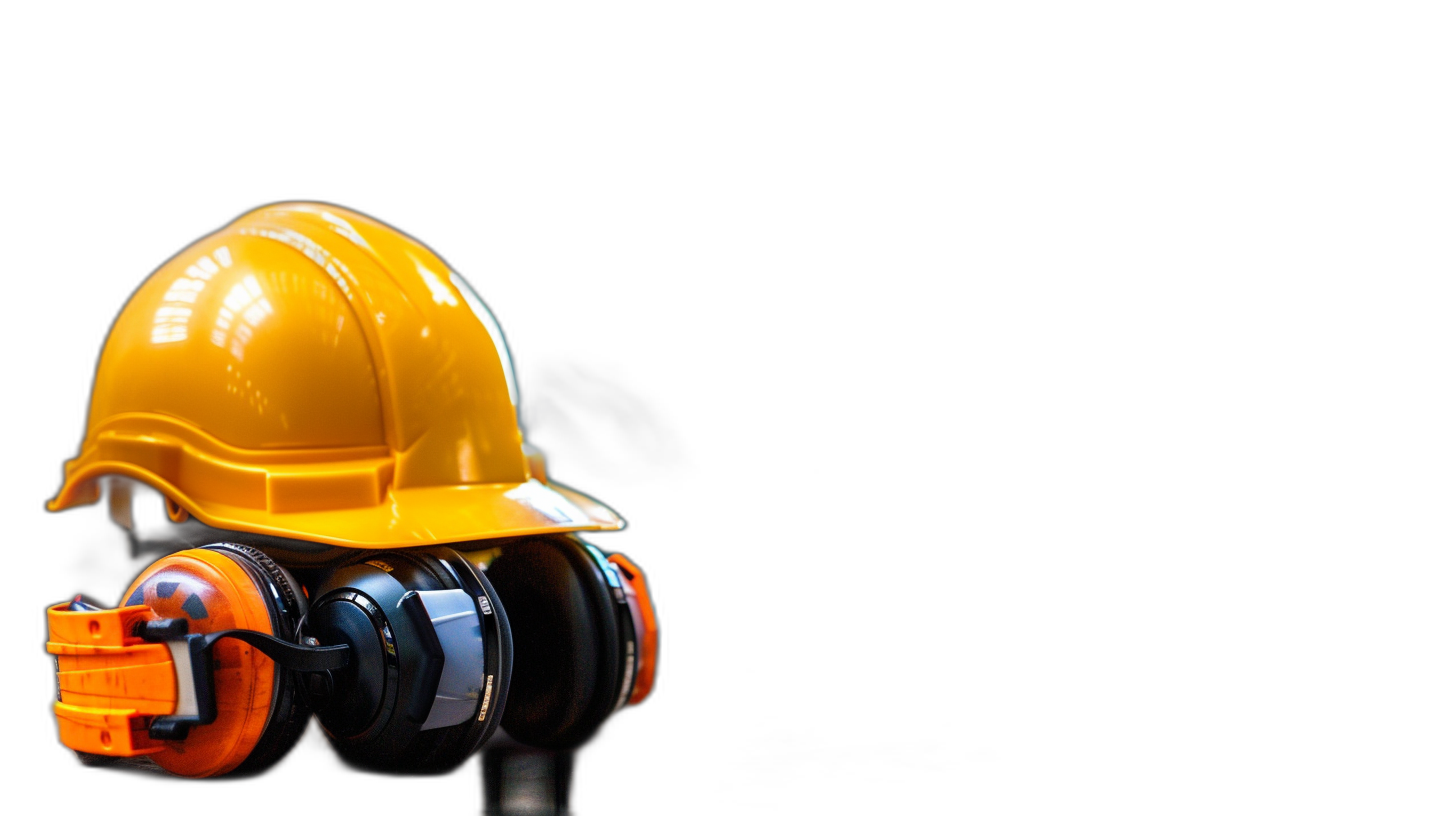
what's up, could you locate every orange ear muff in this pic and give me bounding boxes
[112,544,309,777]
[607,553,658,705]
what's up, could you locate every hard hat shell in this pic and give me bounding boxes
[49,202,623,548]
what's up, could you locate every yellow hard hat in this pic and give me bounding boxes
[48,202,623,548]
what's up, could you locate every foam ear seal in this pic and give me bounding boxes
[201,543,312,776]
[474,535,625,750]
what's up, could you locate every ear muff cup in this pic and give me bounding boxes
[118,542,310,777]
[201,543,312,776]
[478,536,626,750]
[310,547,512,773]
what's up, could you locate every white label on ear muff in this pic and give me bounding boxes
[477,594,493,616]
[477,674,494,722]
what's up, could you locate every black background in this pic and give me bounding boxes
[11,151,1019,810]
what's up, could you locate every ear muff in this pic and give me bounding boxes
[608,552,659,706]
[118,543,310,777]
[466,535,637,750]
[308,546,512,773]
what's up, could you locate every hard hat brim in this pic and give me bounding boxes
[49,462,624,549]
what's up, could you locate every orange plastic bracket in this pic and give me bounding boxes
[607,554,659,705]
[46,603,176,757]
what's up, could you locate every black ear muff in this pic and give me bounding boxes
[307,546,512,773]
[466,535,637,750]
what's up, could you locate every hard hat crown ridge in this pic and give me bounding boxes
[49,202,622,548]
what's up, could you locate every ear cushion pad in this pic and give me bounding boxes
[485,536,623,750]
[201,543,312,776]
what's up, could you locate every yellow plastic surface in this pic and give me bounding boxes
[50,203,623,548]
